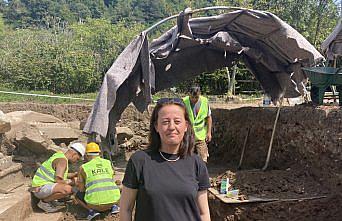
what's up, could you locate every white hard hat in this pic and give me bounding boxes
[70,142,85,157]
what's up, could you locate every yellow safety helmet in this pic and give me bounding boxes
[86,142,101,153]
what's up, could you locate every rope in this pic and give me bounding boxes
[0,90,95,101]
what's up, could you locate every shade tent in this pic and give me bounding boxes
[83,8,324,145]
[321,19,342,60]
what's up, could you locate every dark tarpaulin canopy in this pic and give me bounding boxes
[83,8,323,140]
[321,18,342,60]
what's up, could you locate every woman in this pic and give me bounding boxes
[120,98,211,221]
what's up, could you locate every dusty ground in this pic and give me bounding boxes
[0,102,341,221]
[61,204,120,221]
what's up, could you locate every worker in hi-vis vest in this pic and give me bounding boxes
[75,142,121,220]
[31,142,86,213]
[183,86,213,163]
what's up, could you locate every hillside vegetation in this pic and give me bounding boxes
[0,0,339,95]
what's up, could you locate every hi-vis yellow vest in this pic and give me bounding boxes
[183,96,209,141]
[82,157,120,205]
[32,152,68,187]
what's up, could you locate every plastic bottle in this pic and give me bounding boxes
[263,94,271,106]
[220,178,229,194]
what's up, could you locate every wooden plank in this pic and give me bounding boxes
[208,188,278,204]
[208,188,327,204]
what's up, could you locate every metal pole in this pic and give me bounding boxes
[262,98,283,171]
[238,127,250,169]
[144,6,247,34]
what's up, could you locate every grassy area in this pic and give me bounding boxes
[0,88,98,104]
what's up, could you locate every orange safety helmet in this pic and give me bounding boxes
[86,142,101,153]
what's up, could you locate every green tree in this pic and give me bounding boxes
[69,2,91,22]
[104,0,118,7]
[4,0,30,27]
[0,1,6,13]
[112,0,170,24]
[0,18,145,93]
[70,19,145,79]
[0,0,340,96]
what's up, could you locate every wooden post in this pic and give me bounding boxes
[238,127,250,169]
[232,64,237,95]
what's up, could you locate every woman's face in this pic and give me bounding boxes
[155,104,188,148]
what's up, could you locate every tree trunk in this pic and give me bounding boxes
[226,64,237,96]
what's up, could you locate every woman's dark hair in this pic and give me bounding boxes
[148,98,194,158]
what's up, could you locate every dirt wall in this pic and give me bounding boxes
[0,102,149,127]
[0,102,92,122]
[208,105,342,221]
[209,105,342,169]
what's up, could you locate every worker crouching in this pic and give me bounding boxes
[75,142,120,220]
[31,142,86,213]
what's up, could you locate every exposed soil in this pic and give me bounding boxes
[209,193,342,221]
[0,102,92,122]
[208,105,342,221]
[1,102,341,221]
[61,204,120,221]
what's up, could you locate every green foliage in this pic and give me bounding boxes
[0,19,145,93]
[2,0,107,28]
[0,1,5,13]
[0,14,4,36]
[111,0,168,24]
[2,0,213,27]
[0,0,340,96]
